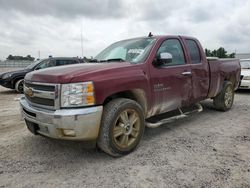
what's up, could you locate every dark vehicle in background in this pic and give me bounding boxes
[0,57,81,93]
[239,59,250,89]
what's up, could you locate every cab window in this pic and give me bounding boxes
[186,40,201,64]
[156,39,185,66]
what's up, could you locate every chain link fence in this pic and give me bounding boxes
[0,60,33,68]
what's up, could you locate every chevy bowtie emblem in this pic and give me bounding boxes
[26,87,34,97]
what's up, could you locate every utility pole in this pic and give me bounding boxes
[38,50,40,59]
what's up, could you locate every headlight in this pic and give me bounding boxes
[61,82,95,108]
[243,76,250,80]
[2,73,12,79]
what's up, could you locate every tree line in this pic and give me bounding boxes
[6,55,35,61]
[205,47,235,58]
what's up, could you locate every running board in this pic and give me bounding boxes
[145,103,203,128]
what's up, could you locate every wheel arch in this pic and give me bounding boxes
[102,89,148,115]
[224,73,237,89]
[13,76,24,85]
[8,76,24,89]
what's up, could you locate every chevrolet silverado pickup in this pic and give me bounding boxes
[20,35,241,156]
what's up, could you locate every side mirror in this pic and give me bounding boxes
[158,52,172,65]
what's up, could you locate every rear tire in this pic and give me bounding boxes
[15,79,24,93]
[213,81,234,111]
[97,98,145,157]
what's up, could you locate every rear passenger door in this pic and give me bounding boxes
[183,38,209,103]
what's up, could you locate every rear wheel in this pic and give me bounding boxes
[97,98,145,157]
[213,81,234,111]
[15,79,24,93]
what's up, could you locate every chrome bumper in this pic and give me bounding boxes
[20,97,103,141]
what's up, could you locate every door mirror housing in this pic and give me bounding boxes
[153,52,173,66]
[158,52,172,64]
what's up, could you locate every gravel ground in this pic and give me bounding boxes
[0,68,250,188]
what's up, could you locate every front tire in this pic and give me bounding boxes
[97,98,145,157]
[15,79,24,93]
[213,81,234,111]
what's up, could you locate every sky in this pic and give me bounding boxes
[0,0,250,60]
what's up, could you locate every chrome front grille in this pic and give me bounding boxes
[24,81,60,110]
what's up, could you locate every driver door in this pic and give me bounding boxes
[150,38,192,114]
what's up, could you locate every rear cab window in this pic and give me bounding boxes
[185,39,201,64]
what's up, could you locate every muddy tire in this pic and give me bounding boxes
[213,81,234,111]
[97,98,145,157]
[15,79,24,93]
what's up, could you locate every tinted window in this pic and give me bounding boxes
[35,59,55,69]
[156,39,185,66]
[26,59,43,69]
[56,60,77,66]
[186,40,201,64]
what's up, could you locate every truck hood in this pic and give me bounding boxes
[25,62,138,83]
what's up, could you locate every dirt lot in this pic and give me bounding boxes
[0,68,250,188]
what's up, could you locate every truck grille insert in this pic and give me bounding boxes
[24,82,59,110]
[25,95,55,106]
[25,82,55,92]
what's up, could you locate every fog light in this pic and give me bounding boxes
[62,129,76,137]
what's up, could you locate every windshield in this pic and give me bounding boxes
[240,60,250,69]
[95,38,156,63]
[26,59,44,69]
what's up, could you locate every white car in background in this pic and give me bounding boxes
[239,59,250,89]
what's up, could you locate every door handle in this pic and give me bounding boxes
[181,71,192,76]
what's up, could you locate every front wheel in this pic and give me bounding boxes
[213,81,234,111]
[97,98,145,157]
[15,79,24,93]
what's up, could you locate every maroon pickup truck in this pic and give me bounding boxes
[20,35,241,156]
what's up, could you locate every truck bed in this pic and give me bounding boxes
[207,58,241,98]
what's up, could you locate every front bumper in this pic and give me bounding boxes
[20,97,103,141]
[239,80,250,89]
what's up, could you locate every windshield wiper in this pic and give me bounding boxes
[88,59,99,62]
[88,58,126,63]
[100,58,126,62]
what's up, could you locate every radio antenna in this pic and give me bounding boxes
[81,23,84,58]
